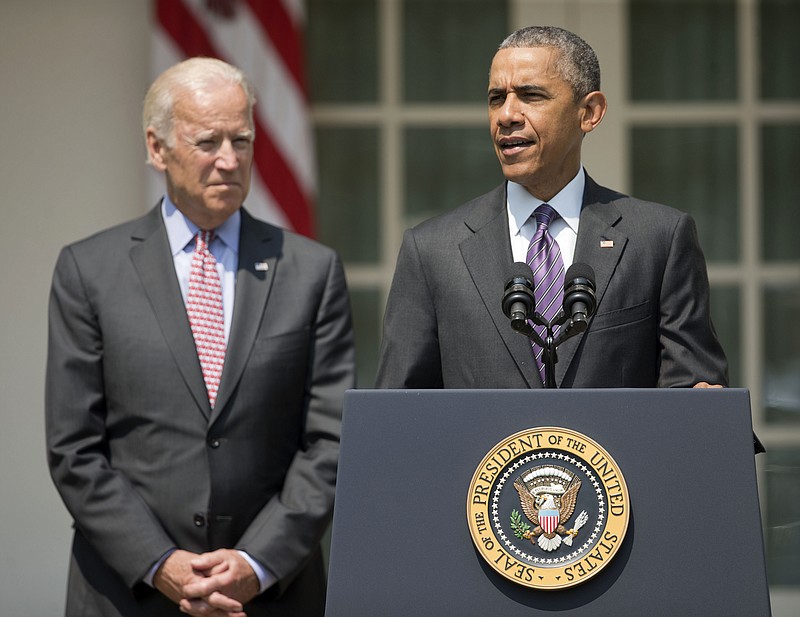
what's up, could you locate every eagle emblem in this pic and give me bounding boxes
[511,465,589,552]
[468,427,629,589]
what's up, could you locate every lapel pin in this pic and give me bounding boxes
[255,261,269,271]
[600,240,614,248]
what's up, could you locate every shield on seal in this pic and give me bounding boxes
[539,509,559,535]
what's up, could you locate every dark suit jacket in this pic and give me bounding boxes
[46,206,355,616]
[375,175,727,389]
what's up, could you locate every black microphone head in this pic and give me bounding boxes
[506,261,535,287]
[563,262,597,322]
[502,262,535,321]
[564,263,596,290]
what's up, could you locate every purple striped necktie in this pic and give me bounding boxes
[526,204,565,383]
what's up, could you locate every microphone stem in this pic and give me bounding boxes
[544,332,558,389]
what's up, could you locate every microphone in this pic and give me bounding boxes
[562,263,596,333]
[502,262,536,331]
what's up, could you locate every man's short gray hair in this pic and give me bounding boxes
[499,26,600,100]
[142,57,256,163]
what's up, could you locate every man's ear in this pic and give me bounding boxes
[580,91,607,134]
[146,128,168,171]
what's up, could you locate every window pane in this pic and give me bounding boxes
[760,0,800,100]
[710,286,741,386]
[403,0,508,103]
[316,127,379,262]
[761,124,800,261]
[405,127,504,224]
[631,125,739,261]
[307,0,378,102]
[765,448,800,585]
[764,286,800,423]
[350,288,381,388]
[629,0,737,101]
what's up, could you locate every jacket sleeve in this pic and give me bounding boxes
[656,212,728,388]
[234,250,355,593]
[375,228,444,389]
[45,246,176,587]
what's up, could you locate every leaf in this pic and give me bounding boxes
[510,509,531,539]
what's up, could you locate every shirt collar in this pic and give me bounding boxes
[161,195,241,256]
[507,167,585,235]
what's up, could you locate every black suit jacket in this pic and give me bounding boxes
[375,175,727,389]
[46,206,355,616]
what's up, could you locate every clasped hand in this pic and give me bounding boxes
[154,548,260,617]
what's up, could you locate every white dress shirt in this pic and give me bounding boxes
[506,167,586,268]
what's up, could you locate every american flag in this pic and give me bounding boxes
[151,0,316,237]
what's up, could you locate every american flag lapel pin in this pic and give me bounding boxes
[255,261,269,271]
[600,240,614,248]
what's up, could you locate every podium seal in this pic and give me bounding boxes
[467,427,629,589]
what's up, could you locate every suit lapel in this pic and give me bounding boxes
[459,184,539,388]
[129,207,211,418]
[555,176,628,384]
[210,209,278,423]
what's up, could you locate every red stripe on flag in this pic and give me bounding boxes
[244,0,308,95]
[252,122,314,236]
[156,0,217,57]
[155,0,315,237]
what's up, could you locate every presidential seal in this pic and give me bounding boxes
[466,427,629,590]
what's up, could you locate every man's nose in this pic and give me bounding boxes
[498,95,524,126]
[216,141,239,169]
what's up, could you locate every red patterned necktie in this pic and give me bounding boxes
[526,204,565,383]
[186,230,226,408]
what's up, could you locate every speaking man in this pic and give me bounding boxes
[376,26,730,393]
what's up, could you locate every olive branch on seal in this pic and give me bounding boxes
[510,509,532,540]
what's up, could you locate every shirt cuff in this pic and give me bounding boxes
[238,550,277,594]
[144,548,176,587]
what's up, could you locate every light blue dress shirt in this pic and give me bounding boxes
[161,196,239,342]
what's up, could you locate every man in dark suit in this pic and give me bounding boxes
[46,57,355,616]
[376,26,726,391]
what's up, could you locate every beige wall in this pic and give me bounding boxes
[0,1,151,612]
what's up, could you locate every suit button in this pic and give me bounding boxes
[193,513,206,527]
[208,438,221,448]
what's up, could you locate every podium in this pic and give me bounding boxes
[325,389,770,617]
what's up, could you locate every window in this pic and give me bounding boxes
[308,0,508,387]
[629,0,800,594]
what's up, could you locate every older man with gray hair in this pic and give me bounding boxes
[46,57,355,617]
